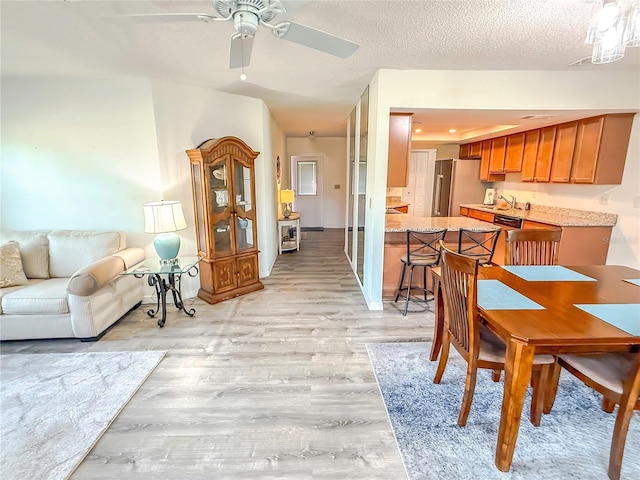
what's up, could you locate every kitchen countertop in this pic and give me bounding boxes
[461,204,618,227]
[385,214,501,233]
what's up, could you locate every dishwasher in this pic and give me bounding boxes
[492,214,522,264]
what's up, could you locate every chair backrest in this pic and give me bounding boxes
[439,242,480,356]
[505,228,562,266]
[457,228,500,265]
[405,229,447,266]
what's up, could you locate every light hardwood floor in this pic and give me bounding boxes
[1,229,435,479]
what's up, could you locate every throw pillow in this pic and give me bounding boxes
[0,241,29,287]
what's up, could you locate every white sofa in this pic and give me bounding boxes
[0,230,145,341]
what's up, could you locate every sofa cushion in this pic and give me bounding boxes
[0,241,29,287]
[1,278,70,315]
[0,231,50,279]
[48,230,125,278]
[0,279,47,314]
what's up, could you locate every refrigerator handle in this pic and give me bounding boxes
[434,174,444,216]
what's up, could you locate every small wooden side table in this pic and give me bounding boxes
[278,213,301,254]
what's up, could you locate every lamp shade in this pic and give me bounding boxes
[143,201,187,234]
[280,189,295,204]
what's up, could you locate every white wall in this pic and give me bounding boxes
[286,137,348,228]
[362,69,640,308]
[1,76,279,298]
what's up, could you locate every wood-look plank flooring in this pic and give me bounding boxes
[1,229,435,479]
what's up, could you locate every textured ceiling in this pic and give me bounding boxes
[2,1,639,140]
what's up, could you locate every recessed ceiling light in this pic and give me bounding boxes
[449,129,457,133]
[415,128,422,133]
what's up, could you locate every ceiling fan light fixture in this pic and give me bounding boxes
[585,0,640,64]
[234,12,259,35]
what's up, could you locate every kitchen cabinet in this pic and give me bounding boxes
[570,113,635,184]
[504,132,525,172]
[549,121,578,183]
[520,129,541,181]
[461,207,613,265]
[480,140,505,181]
[387,113,412,187]
[459,141,482,159]
[459,143,470,159]
[532,126,557,182]
[186,136,264,304]
[488,136,507,174]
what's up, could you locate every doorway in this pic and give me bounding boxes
[291,154,324,229]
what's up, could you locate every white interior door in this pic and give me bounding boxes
[291,154,324,229]
[403,150,436,216]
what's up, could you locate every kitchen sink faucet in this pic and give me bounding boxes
[499,194,517,209]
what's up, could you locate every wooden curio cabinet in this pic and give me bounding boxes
[186,136,263,304]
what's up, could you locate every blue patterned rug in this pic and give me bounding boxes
[367,342,640,480]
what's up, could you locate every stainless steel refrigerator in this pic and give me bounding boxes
[431,159,487,216]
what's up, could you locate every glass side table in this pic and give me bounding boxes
[122,256,203,327]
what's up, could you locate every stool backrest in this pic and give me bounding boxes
[406,229,447,265]
[457,228,500,265]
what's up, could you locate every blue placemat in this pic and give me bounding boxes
[502,265,596,282]
[575,304,640,336]
[623,279,640,287]
[477,279,545,310]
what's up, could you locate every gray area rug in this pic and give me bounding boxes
[367,342,640,480]
[0,350,166,479]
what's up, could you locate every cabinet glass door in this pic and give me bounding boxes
[233,158,254,252]
[208,160,232,256]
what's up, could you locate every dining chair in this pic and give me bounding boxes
[457,228,500,265]
[393,229,447,316]
[433,242,556,427]
[544,352,640,480]
[504,228,562,266]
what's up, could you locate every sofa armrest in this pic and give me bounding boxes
[112,247,145,269]
[67,256,126,296]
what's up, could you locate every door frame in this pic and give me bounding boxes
[290,153,325,229]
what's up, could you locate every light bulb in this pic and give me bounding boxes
[240,73,247,81]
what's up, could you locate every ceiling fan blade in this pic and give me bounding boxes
[103,13,217,24]
[229,33,254,69]
[273,21,359,58]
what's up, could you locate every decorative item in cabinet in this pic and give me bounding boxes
[550,121,578,183]
[504,132,525,172]
[186,136,263,304]
[570,113,635,185]
[387,113,412,187]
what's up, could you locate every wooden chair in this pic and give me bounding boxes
[505,228,562,266]
[457,228,500,265]
[393,229,447,316]
[544,352,640,480]
[433,242,556,427]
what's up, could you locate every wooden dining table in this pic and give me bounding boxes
[429,264,640,472]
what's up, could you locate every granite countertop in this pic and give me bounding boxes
[385,214,501,233]
[460,204,618,227]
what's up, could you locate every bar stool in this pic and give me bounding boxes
[394,229,447,316]
[457,228,500,265]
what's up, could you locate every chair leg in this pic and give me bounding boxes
[608,398,635,480]
[458,360,479,427]
[602,397,616,414]
[530,365,551,427]
[423,265,428,301]
[403,265,414,315]
[433,333,450,384]
[492,369,501,382]
[543,361,561,414]
[394,262,407,303]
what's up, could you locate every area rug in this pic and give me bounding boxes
[0,350,166,479]
[367,342,640,480]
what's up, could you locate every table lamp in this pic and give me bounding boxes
[143,200,187,263]
[280,189,295,218]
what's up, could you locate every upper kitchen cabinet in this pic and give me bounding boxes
[488,136,507,174]
[480,140,505,181]
[532,126,557,182]
[549,121,578,183]
[570,113,635,184]
[459,141,482,159]
[504,132,525,172]
[387,113,413,187]
[520,129,541,181]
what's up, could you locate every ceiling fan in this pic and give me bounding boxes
[110,0,359,69]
